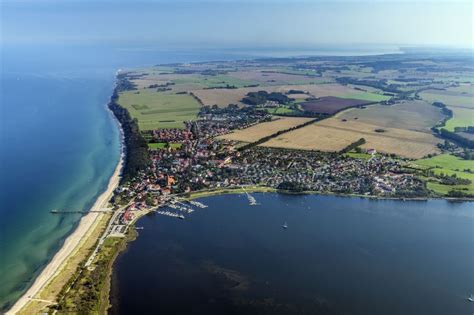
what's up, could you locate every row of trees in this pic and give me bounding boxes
[339,138,366,153]
[109,89,150,183]
[436,128,474,149]
[238,118,320,151]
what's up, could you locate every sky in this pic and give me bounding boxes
[1,0,473,49]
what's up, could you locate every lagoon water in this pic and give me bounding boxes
[111,193,474,315]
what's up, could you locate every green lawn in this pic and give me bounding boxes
[344,152,373,160]
[148,142,182,150]
[414,154,474,195]
[118,89,201,130]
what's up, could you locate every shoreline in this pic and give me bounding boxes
[7,107,124,315]
[179,185,474,203]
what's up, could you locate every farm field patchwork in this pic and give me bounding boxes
[192,83,389,107]
[420,87,474,109]
[261,118,441,159]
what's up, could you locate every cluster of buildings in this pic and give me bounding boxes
[231,147,426,196]
[112,106,428,210]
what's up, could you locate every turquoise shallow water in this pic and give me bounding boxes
[112,193,474,315]
[0,64,121,310]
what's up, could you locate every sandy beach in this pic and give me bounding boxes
[6,157,123,315]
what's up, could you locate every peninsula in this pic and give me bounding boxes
[10,52,474,314]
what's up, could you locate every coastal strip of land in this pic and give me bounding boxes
[6,156,123,315]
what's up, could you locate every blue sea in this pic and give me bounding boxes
[0,44,255,311]
[112,194,474,315]
[0,43,408,311]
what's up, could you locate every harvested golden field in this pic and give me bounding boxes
[218,117,314,143]
[262,118,441,159]
[336,100,444,133]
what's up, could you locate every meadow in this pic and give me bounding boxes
[413,154,474,195]
[118,90,200,130]
[148,142,182,150]
[420,87,474,131]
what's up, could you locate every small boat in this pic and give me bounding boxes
[468,294,474,302]
[282,222,288,229]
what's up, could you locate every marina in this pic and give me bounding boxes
[155,210,185,220]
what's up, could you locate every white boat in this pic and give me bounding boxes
[282,222,288,229]
[189,200,207,208]
[468,294,474,302]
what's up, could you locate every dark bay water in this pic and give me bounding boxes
[111,193,474,315]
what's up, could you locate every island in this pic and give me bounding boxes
[10,52,474,314]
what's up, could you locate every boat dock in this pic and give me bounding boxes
[242,188,258,205]
[168,203,194,213]
[188,200,208,208]
[50,209,113,214]
[156,210,185,220]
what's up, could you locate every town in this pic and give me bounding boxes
[110,100,430,227]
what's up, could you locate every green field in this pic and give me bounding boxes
[413,154,474,195]
[340,91,391,102]
[118,90,201,130]
[148,142,182,149]
[420,89,474,131]
[444,107,474,131]
[415,153,473,171]
[344,152,372,160]
[172,75,259,89]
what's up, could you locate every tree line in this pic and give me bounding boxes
[108,89,150,183]
[238,118,321,151]
[339,138,366,154]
